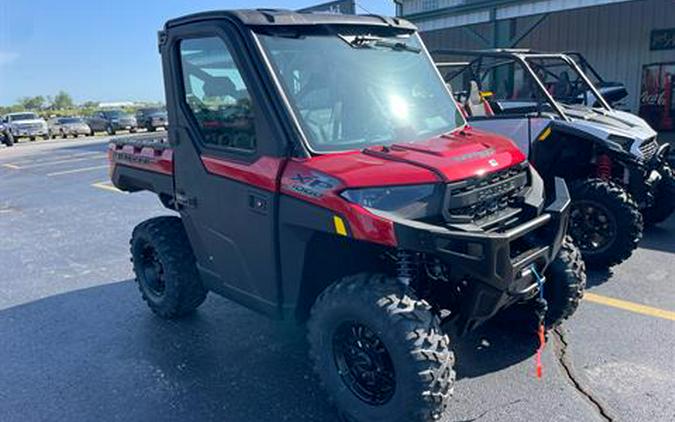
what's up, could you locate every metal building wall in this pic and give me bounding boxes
[420,0,675,112]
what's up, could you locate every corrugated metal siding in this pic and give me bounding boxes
[402,0,465,16]
[496,0,632,19]
[419,0,675,112]
[518,0,675,112]
[417,10,492,31]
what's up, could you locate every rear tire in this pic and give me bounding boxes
[498,237,586,331]
[308,274,455,422]
[106,125,115,136]
[643,164,675,225]
[130,216,207,318]
[568,178,642,268]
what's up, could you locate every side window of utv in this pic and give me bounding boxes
[179,37,256,151]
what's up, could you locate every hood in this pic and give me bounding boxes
[297,127,527,188]
[562,106,657,141]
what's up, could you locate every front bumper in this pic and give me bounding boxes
[111,121,137,130]
[65,126,91,135]
[149,118,167,128]
[394,177,570,332]
[627,142,671,208]
[15,127,48,137]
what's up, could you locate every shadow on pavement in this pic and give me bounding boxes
[640,218,675,254]
[0,281,537,421]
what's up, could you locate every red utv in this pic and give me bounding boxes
[109,10,585,422]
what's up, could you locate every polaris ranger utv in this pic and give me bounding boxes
[435,49,674,268]
[110,11,585,422]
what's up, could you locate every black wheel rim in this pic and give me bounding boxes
[140,245,166,297]
[332,322,396,406]
[569,200,617,254]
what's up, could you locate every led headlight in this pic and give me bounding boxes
[340,184,436,212]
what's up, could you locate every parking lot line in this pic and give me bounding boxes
[91,181,124,193]
[13,154,107,169]
[2,163,22,169]
[47,165,109,176]
[9,151,102,166]
[584,292,675,321]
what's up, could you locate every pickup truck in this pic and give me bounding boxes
[108,10,585,422]
[3,112,50,141]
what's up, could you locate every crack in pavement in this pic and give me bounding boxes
[551,327,615,422]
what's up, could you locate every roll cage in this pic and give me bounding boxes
[432,49,613,121]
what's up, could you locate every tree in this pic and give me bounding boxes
[52,91,74,110]
[19,96,45,110]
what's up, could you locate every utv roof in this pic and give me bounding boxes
[432,48,572,58]
[165,9,416,31]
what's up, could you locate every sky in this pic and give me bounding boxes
[0,0,394,106]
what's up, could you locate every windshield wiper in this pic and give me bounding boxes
[338,34,421,53]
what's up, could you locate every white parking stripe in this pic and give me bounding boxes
[91,181,124,193]
[8,151,103,166]
[47,165,109,176]
[16,154,107,169]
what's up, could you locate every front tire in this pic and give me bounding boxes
[568,178,642,268]
[130,216,207,318]
[106,125,115,136]
[308,274,455,422]
[643,164,675,225]
[2,133,13,146]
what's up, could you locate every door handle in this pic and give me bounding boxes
[175,192,197,209]
[248,193,268,215]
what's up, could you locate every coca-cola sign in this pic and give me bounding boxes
[650,28,675,51]
[640,62,675,131]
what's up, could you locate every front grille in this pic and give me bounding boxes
[445,163,529,229]
[18,123,42,130]
[639,138,658,161]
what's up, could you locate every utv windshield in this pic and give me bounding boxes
[257,31,463,153]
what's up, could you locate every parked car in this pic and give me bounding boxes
[109,10,586,422]
[0,119,14,146]
[48,117,91,138]
[86,110,137,135]
[135,107,168,131]
[435,49,673,268]
[3,112,50,141]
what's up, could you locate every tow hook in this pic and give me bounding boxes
[531,265,548,378]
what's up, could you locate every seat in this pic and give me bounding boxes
[464,81,494,117]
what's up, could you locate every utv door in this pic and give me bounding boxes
[164,23,286,317]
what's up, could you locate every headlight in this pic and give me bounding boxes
[608,135,634,150]
[340,184,436,212]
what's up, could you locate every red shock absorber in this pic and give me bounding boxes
[596,154,612,180]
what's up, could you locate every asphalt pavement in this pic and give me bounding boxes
[0,136,673,422]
